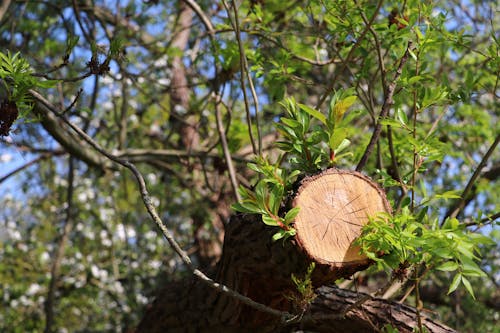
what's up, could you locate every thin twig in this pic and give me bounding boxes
[316,0,384,109]
[44,157,75,333]
[342,276,396,317]
[464,211,500,228]
[221,0,259,155]
[354,0,387,90]
[443,134,500,223]
[356,42,412,172]
[213,93,241,201]
[182,0,242,201]
[0,154,55,184]
[29,89,293,322]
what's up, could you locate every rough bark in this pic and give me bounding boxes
[137,169,455,332]
[137,214,455,333]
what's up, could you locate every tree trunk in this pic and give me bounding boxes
[137,169,455,332]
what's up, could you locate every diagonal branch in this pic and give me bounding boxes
[0,153,57,184]
[316,0,384,109]
[33,101,112,171]
[29,88,294,322]
[356,42,412,172]
[443,133,500,222]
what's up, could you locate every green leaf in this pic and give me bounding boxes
[396,108,408,126]
[284,207,300,223]
[415,26,424,40]
[460,256,487,277]
[443,217,460,229]
[231,201,261,214]
[255,181,267,204]
[280,117,302,129]
[35,79,59,88]
[298,103,326,124]
[456,242,477,259]
[379,117,406,129]
[435,190,462,200]
[268,193,278,214]
[272,230,285,241]
[329,127,348,150]
[467,233,495,246]
[408,48,418,61]
[401,197,411,208]
[333,138,351,155]
[262,215,278,226]
[447,273,461,294]
[461,276,476,299]
[333,96,357,123]
[436,261,459,272]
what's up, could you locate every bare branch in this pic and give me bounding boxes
[316,0,384,109]
[0,153,56,184]
[444,134,500,222]
[33,101,112,171]
[356,42,412,172]
[44,157,75,333]
[213,93,241,201]
[29,88,294,322]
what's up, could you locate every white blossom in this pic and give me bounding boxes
[146,173,158,185]
[90,265,109,281]
[153,56,168,68]
[99,208,114,221]
[112,281,124,294]
[116,224,126,241]
[26,283,42,296]
[150,196,160,208]
[136,293,148,305]
[157,77,170,86]
[0,153,12,163]
[8,229,21,241]
[102,238,112,247]
[149,260,162,270]
[144,230,157,240]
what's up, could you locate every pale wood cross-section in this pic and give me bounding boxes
[293,169,391,266]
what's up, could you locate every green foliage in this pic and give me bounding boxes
[287,262,317,311]
[232,156,300,241]
[291,262,316,298]
[0,0,498,331]
[0,51,57,116]
[276,91,357,173]
[233,90,358,239]
[357,207,494,299]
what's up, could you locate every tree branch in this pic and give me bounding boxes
[356,42,412,172]
[29,88,294,322]
[44,157,76,333]
[443,134,500,222]
[33,100,112,171]
[0,153,57,184]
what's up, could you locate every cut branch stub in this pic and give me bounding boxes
[293,169,391,269]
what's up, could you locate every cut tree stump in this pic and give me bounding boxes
[136,169,453,332]
[292,169,391,284]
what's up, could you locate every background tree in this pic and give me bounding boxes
[0,0,498,332]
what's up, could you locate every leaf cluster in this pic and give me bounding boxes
[233,90,358,240]
[287,262,317,311]
[356,207,494,299]
[0,51,57,117]
[232,156,300,241]
[276,90,357,172]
